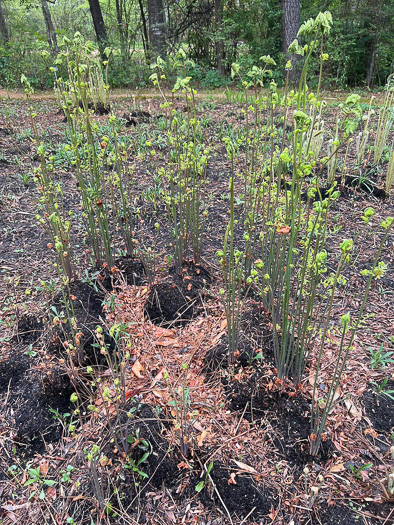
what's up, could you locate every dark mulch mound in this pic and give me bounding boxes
[145,262,211,326]
[203,339,230,373]
[362,381,394,433]
[306,172,387,201]
[228,382,332,467]
[107,256,146,289]
[48,280,107,365]
[314,503,363,524]
[197,463,278,521]
[123,110,152,126]
[0,352,74,456]
[78,100,111,115]
[16,313,44,343]
[313,500,394,525]
[117,256,146,286]
[98,405,181,514]
[203,301,275,373]
[100,256,147,289]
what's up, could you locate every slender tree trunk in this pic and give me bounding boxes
[88,0,107,47]
[0,0,9,44]
[115,0,125,55]
[41,0,58,55]
[281,0,301,83]
[147,0,166,58]
[138,0,150,60]
[365,0,383,88]
[366,35,378,88]
[215,0,226,75]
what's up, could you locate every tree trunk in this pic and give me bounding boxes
[281,0,301,83]
[138,0,150,61]
[41,0,58,55]
[0,0,9,44]
[366,35,377,88]
[115,0,126,55]
[88,0,107,46]
[147,0,166,58]
[215,0,226,75]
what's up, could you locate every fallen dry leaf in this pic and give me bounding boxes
[197,430,209,447]
[46,486,56,500]
[193,421,204,432]
[1,504,29,511]
[39,459,49,476]
[228,472,237,485]
[277,225,291,234]
[177,461,191,469]
[232,460,258,474]
[344,399,362,418]
[132,360,144,378]
[154,339,178,347]
[153,327,175,338]
[330,463,345,473]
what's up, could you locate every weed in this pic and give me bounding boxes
[369,343,394,369]
[371,378,394,401]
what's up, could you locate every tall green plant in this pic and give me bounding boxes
[22,74,75,282]
[217,138,255,365]
[150,54,209,273]
[310,215,393,455]
[374,75,393,165]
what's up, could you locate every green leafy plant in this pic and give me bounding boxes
[355,96,375,166]
[374,75,393,165]
[371,378,394,401]
[349,462,373,482]
[123,430,151,480]
[386,147,394,192]
[195,461,213,492]
[369,343,394,369]
[23,466,56,500]
[310,215,393,455]
[217,138,256,365]
[150,53,209,272]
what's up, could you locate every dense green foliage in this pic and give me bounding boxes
[0,0,393,89]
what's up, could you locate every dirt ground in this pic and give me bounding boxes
[0,90,393,525]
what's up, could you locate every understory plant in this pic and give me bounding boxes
[54,33,136,268]
[386,147,394,192]
[374,75,393,165]
[150,53,209,273]
[310,215,393,455]
[22,75,74,282]
[217,146,254,365]
[217,12,391,456]
[355,96,374,167]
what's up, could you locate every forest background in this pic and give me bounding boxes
[0,0,393,91]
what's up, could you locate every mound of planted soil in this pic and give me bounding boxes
[16,313,43,343]
[47,280,107,365]
[204,302,274,373]
[100,256,147,289]
[145,262,211,326]
[228,382,332,467]
[305,172,387,201]
[197,463,278,521]
[314,503,363,524]
[78,100,111,115]
[362,381,394,433]
[0,352,74,457]
[123,110,151,126]
[93,405,181,513]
